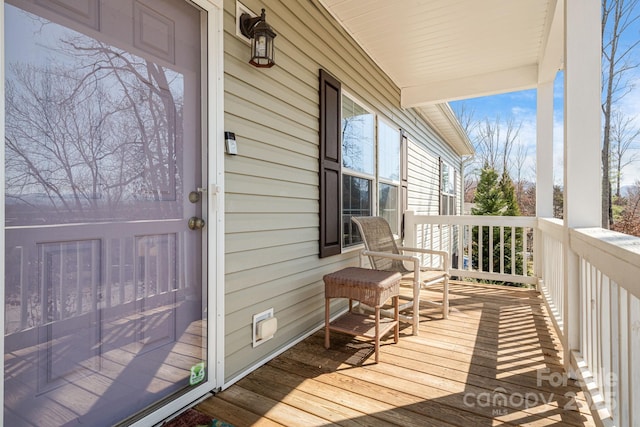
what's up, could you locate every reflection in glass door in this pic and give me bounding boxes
[3,1,208,425]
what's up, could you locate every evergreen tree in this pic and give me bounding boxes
[471,167,505,216]
[471,167,524,285]
[499,172,524,276]
[500,172,521,216]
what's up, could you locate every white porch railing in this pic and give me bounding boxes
[4,222,189,337]
[405,211,640,426]
[404,211,538,286]
[568,227,640,426]
[537,220,640,427]
[537,218,565,335]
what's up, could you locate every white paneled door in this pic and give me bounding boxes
[4,1,211,425]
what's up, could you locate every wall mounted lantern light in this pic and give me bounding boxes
[239,8,276,68]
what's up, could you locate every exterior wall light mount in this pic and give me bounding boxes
[239,8,276,68]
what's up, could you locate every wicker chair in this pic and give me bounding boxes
[351,216,450,335]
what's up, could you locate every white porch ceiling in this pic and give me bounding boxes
[319,0,564,108]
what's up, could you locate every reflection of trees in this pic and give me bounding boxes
[342,109,374,173]
[5,31,183,224]
[342,115,364,170]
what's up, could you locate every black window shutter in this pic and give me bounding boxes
[319,69,342,258]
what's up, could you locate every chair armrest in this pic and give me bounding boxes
[360,250,420,264]
[398,246,450,272]
[360,250,422,278]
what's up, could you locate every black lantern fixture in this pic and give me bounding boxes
[239,8,276,68]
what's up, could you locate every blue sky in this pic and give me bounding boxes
[451,71,640,188]
[450,7,640,189]
[450,75,564,185]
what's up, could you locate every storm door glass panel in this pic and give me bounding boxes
[4,1,208,426]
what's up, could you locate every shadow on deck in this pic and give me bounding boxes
[196,282,596,426]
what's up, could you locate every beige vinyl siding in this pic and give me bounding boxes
[222,0,463,382]
[407,140,440,215]
[406,140,459,264]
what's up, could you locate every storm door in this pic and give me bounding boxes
[3,0,210,425]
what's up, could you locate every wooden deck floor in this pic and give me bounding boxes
[196,282,596,426]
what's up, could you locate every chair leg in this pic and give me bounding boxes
[374,306,380,363]
[412,277,420,335]
[324,298,330,349]
[393,295,399,343]
[442,276,449,319]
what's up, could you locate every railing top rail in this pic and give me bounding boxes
[571,227,640,263]
[571,227,640,299]
[538,218,564,241]
[405,212,537,227]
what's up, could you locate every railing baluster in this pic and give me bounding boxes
[466,224,472,271]
[75,242,81,317]
[105,239,112,309]
[584,260,591,374]
[119,238,126,305]
[144,238,150,299]
[604,276,611,399]
[591,264,598,383]
[609,280,619,421]
[457,224,463,270]
[19,246,27,330]
[40,245,45,325]
[478,225,483,273]
[488,225,493,273]
[512,226,517,276]
[92,240,99,313]
[520,226,523,274]
[628,294,639,426]
[617,287,626,427]
[168,234,174,293]
[500,226,504,274]
[59,243,65,320]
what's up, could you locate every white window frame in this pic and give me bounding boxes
[377,118,401,235]
[340,91,402,247]
[341,91,376,247]
[440,161,457,216]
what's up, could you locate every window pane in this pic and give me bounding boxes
[440,194,457,215]
[379,183,399,234]
[378,121,400,181]
[342,95,374,175]
[441,162,455,194]
[342,175,371,246]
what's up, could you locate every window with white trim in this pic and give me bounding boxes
[378,120,401,234]
[341,92,401,246]
[440,160,457,215]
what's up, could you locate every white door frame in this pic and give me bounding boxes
[0,0,225,425]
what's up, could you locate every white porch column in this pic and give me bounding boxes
[563,0,601,373]
[536,81,555,218]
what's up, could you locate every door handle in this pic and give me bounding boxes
[188,187,207,203]
[188,217,206,230]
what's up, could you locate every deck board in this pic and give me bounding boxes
[196,282,596,426]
